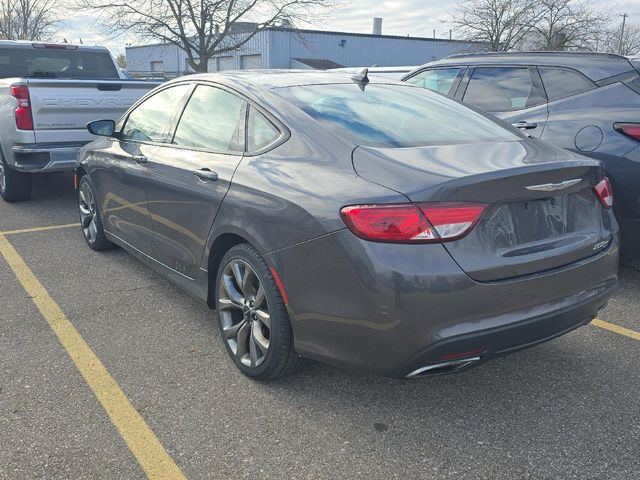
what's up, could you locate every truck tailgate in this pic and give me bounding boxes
[26,79,158,144]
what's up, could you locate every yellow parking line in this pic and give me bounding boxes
[592,318,640,341]
[1,223,80,236]
[0,233,185,480]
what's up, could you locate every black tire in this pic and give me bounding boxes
[215,243,302,380]
[77,175,114,251]
[0,154,32,202]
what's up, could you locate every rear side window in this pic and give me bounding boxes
[0,47,119,79]
[463,67,545,112]
[122,84,191,142]
[405,68,461,95]
[278,83,517,148]
[247,107,280,152]
[173,85,245,152]
[539,67,595,101]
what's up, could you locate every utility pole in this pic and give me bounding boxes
[620,13,628,54]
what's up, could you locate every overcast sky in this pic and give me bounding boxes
[60,0,640,54]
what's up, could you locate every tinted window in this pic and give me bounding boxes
[539,67,594,101]
[464,67,545,112]
[405,68,461,95]
[173,85,245,151]
[278,84,517,148]
[122,85,191,142]
[0,47,119,79]
[247,107,280,152]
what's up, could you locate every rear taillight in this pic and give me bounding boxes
[340,202,486,243]
[614,122,640,142]
[10,85,33,130]
[594,177,613,209]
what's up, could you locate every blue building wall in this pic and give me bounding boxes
[126,28,481,74]
[266,29,479,69]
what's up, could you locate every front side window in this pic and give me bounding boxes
[539,67,595,101]
[405,68,461,95]
[463,67,545,112]
[247,107,280,152]
[121,84,191,142]
[173,85,245,152]
[277,83,518,148]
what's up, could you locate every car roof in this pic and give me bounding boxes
[175,70,408,90]
[418,51,634,81]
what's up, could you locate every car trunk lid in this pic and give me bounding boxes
[352,140,617,281]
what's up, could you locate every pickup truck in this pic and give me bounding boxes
[0,40,160,202]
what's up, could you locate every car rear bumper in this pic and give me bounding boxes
[266,229,619,378]
[11,143,87,173]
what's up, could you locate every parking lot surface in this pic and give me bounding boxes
[1,173,639,479]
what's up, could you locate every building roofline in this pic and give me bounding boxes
[267,27,481,44]
[125,27,481,50]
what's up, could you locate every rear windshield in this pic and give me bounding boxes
[277,83,517,148]
[0,47,119,79]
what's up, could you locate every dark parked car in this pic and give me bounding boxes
[76,71,618,380]
[403,52,640,250]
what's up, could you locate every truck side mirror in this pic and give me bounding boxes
[87,119,116,137]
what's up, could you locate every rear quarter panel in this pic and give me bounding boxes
[203,127,410,265]
[541,82,640,218]
[541,83,640,161]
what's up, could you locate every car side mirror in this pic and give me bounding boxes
[87,119,116,137]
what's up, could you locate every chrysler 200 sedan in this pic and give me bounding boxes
[76,71,619,380]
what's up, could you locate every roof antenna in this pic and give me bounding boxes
[351,67,369,91]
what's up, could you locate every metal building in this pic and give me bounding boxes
[125,22,481,77]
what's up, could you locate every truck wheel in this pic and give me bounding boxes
[0,155,32,202]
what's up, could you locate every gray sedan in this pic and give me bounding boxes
[76,71,619,380]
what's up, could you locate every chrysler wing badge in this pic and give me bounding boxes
[525,178,582,192]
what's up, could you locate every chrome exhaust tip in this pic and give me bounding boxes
[405,356,481,379]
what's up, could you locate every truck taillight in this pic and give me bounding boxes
[340,202,487,243]
[10,85,34,130]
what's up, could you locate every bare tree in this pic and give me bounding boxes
[0,0,59,40]
[115,53,127,68]
[527,0,612,51]
[452,0,542,51]
[600,22,640,56]
[78,0,334,73]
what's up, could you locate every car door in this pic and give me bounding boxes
[145,84,247,278]
[403,67,466,97]
[95,83,192,254]
[458,66,549,139]
[536,66,600,150]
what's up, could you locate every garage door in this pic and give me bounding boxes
[218,56,235,71]
[241,55,262,69]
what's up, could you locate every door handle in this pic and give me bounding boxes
[132,154,148,164]
[193,168,219,182]
[513,121,538,130]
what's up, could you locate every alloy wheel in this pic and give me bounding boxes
[0,161,5,193]
[218,259,271,368]
[78,182,98,244]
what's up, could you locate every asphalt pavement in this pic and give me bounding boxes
[1,173,639,479]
